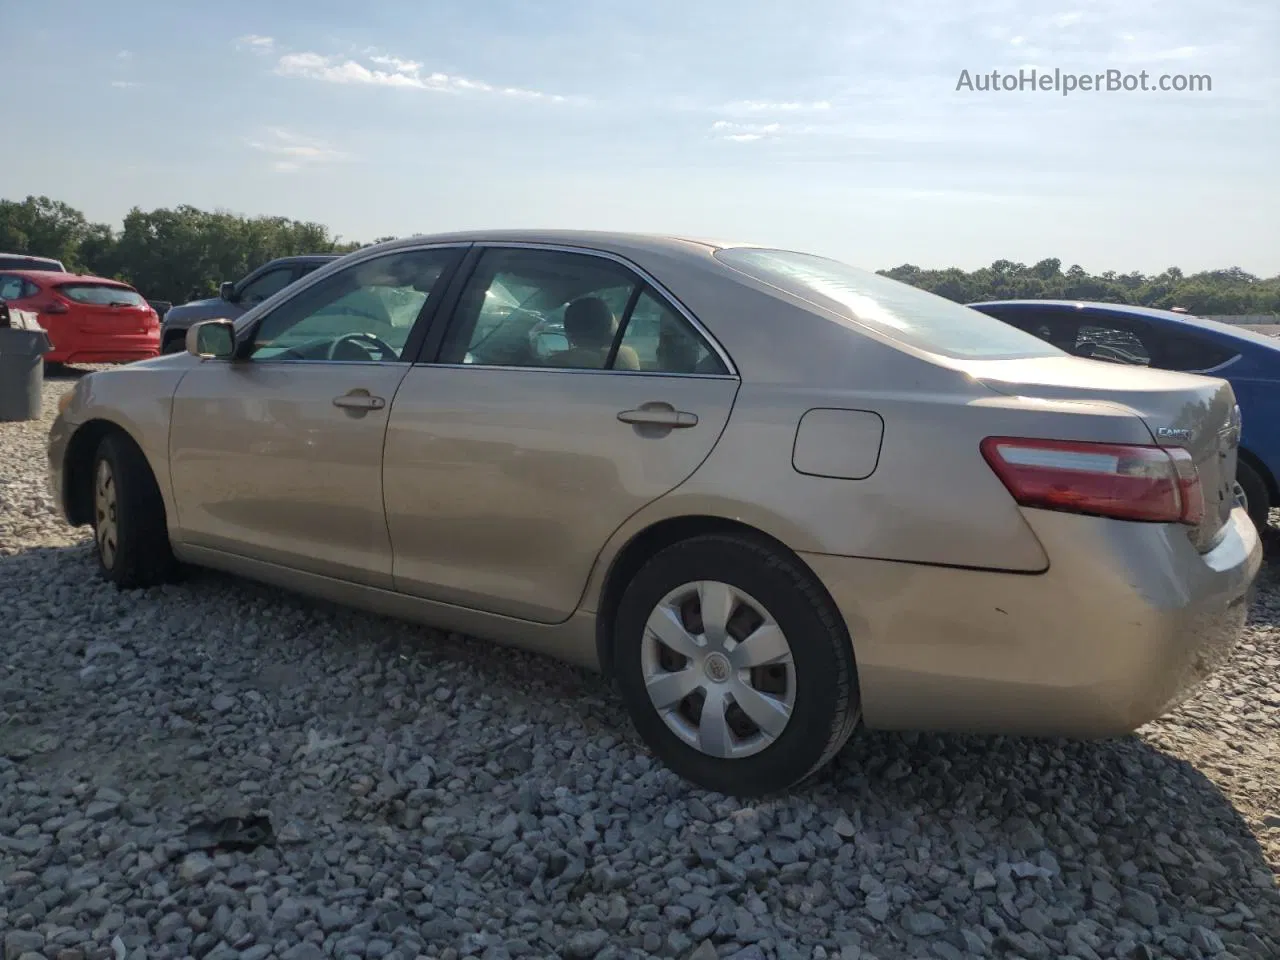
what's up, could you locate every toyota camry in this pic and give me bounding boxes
[48,231,1261,796]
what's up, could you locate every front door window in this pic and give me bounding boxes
[250,249,457,362]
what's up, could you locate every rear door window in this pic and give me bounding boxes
[439,248,642,369]
[1074,322,1151,365]
[615,289,728,374]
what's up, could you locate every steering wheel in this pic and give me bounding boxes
[326,331,399,361]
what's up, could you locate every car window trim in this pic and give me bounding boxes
[232,243,470,366]
[1186,352,1242,375]
[418,241,739,379]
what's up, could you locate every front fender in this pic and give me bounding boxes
[53,363,191,531]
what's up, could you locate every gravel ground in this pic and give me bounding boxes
[2,369,1278,960]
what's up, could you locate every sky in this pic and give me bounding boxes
[3,0,1278,274]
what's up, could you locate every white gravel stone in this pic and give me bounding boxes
[1,370,1278,959]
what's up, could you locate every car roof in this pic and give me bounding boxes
[265,254,343,267]
[4,269,136,287]
[368,229,744,256]
[969,298,1280,352]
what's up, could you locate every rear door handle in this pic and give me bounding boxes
[617,405,698,428]
[332,392,386,411]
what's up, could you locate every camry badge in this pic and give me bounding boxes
[1156,426,1193,442]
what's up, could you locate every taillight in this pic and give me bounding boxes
[42,301,69,315]
[981,436,1204,525]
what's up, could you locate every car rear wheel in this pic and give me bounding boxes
[1237,458,1270,531]
[91,433,179,588]
[613,533,860,796]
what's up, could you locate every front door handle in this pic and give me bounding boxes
[617,404,698,428]
[332,391,386,412]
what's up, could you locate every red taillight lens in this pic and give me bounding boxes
[981,436,1204,525]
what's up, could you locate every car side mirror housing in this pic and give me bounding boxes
[219,281,236,302]
[186,319,237,360]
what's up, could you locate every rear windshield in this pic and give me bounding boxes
[0,256,65,272]
[714,247,1063,360]
[56,283,147,307]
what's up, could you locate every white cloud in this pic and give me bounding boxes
[274,49,568,102]
[722,99,832,115]
[111,80,140,89]
[711,120,783,142]
[245,128,349,173]
[117,50,133,60]
[236,35,276,54]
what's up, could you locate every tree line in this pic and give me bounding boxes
[3,194,1277,315]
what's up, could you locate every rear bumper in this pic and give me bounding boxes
[803,506,1261,737]
[46,333,159,365]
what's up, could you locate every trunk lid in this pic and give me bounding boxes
[56,283,155,335]
[958,355,1239,551]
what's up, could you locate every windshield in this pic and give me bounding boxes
[715,247,1064,361]
[56,283,147,307]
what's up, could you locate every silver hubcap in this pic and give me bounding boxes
[94,459,118,569]
[641,580,796,759]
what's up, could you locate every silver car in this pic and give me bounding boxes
[48,231,1261,796]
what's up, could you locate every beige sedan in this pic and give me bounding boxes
[48,232,1261,796]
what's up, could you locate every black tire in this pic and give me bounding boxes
[1237,458,1271,531]
[91,433,179,588]
[612,534,860,797]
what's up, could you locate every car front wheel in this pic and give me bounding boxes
[613,533,860,796]
[91,433,179,588]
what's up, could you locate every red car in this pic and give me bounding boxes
[0,269,160,365]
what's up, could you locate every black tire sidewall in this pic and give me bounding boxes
[613,536,855,796]
[1238,459,1270,531]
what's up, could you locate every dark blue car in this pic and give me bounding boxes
[969,299,1280,530]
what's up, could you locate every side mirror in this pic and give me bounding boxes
[219,281,236,302]
[186,319,237,360]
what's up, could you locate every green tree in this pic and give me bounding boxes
[0,195,95,267]
[5,194,1279,316]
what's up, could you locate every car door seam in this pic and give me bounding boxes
[571,378,745,619]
